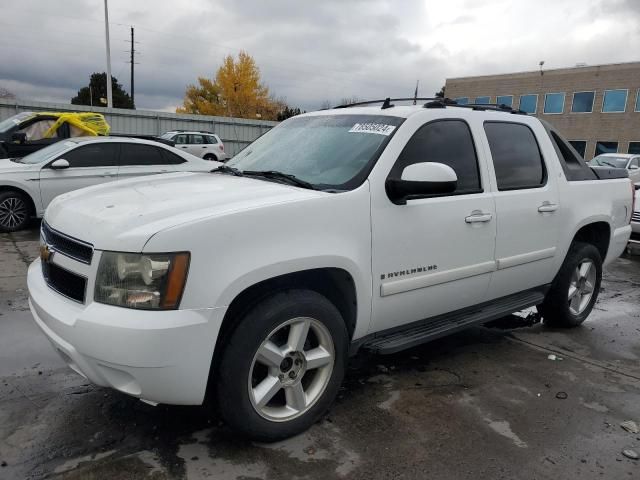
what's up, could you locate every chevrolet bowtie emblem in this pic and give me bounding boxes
[40,244,54,263]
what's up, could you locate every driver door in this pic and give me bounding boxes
[370,118,497,333]
[39,143,119,207]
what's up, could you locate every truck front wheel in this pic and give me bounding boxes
[215,289,348,441]
[538,241,602,327]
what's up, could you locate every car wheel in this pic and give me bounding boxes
[203,154,218,161]
[0,191,31,233]
[215,289,348,441]
[537,241,602,327]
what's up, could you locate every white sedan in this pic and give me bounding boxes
[0,136,220,232]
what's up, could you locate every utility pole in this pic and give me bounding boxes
[103,0,113,108]
[130,26,135,106]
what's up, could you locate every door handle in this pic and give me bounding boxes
[465,212,493,223]
[202,146,207,148]
[181,146,188,149]
[538,202,558,213]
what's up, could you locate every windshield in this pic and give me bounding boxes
[15,140,76,164]
[0,112,34,133]
[159,132,176,140]
[227,114,404,190]
[589,156,629,168]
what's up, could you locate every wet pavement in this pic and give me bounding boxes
[1,224,639,479]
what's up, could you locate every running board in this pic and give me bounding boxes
[361,289,547,355]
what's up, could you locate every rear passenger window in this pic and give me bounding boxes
[390,120,481,194]
[119,144,166,166]
[161,149,187,165]
[484,122,545,190]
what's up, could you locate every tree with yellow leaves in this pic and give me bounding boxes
[177,51,285,120]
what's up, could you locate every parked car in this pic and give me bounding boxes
[589,153,640,184]
[0,136,219,232]
[28,99,633,441]
[0,111,110,159]
[159,130,227,161]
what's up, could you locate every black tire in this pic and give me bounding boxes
[215,289,348,441]
[0,190,31,233]
[538,241,602,327]
[203,154,218,161]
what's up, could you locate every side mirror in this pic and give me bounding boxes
[629,164,639,170]
[50,159,70,170]
[386,162,458,205]
[11,132,27,144]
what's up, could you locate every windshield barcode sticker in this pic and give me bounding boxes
[349,123,396,136]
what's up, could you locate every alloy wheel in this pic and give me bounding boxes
[248,317,335,422]
[568,259,597,315]
[0,196,27,230]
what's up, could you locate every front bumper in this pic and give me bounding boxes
[28,259,227,405]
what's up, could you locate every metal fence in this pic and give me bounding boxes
[0,99,278,157]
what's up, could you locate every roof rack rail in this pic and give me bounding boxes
[334,97,443,109]
[424,99,528,115]
[333,97,528,115]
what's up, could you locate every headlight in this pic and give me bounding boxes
[95,252,190,310]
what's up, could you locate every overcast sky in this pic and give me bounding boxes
[1,0,639,112]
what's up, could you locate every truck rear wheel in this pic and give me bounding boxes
[538,241,602,327]
[215,289,348,441]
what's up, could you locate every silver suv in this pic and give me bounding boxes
[159,130,227,162]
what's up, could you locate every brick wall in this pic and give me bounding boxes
[445,62,640,159]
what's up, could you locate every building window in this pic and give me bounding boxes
[569,141,587,158]
[475,96,491,104]
[571,91,595,113]
[544,93,565,114]
[595,141,618,156]
[454,97,469,105]
[636,89,640,112]
[629,142,640,155]
[496,95,513,107]
[602,89,628,112]
[519,94,538,114]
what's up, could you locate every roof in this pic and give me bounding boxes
[69,136,173,147]
[598,153,637,158]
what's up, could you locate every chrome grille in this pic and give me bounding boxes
[41,222,93,264]
[632,212,640,223]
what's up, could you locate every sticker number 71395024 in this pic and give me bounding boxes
[348,123,396,136]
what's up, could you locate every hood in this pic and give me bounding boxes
[45,172,323,252]
[0,158,39,174]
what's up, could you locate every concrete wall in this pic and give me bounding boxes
[445,62,640,160]
[0,99,278,157]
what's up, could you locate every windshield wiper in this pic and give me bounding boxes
[243,170,317,190]
[211,165,243,176]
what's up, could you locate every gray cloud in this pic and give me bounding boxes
[0,0,638,112]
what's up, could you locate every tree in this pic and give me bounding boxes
[435,85,445,98]
[338,96,359,106]
[177,51,283,120]
[276,106,303,121]
[0,86,15,99]
[71,73,134,109]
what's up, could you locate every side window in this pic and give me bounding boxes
[57,143,118,168]
[389,120,481,194]
[206,135,218,144]
[630,158,639,168]
[161,149,187,165]
[190,134,205,144]
[548,131,596,181]
[119,144,166,166]
[484,122,545,190]
[173,134,188,145]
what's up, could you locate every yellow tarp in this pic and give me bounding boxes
[36,112,110,138]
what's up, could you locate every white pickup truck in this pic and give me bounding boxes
[27,98,634,441]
